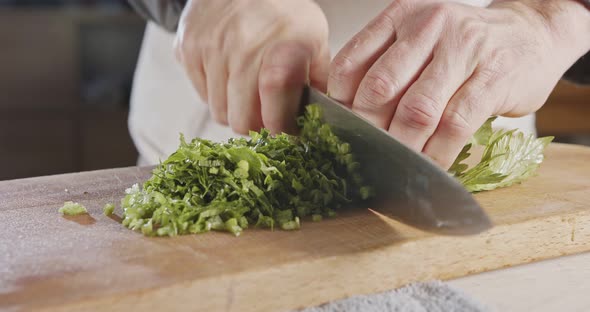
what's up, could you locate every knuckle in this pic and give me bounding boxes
[173,37,183,62]
[229,17,282,50]
[477,62,504,88]
[485,48,511,73]
[259,42,311,92]
[477,67,500,87]
[367,11,396,34]
[389,0,413,15]
[398,93,442,130]
[329,53,355,84]
[358,71,399,110]
[408,3,453,39]
[174,37,190,61]
[272,41,307,61]
[460,19,487,47]
[177,32,196,54]
[175,34,204,65]
[440,109,473,139]
[259,65,296,92]
[426,3,453,25]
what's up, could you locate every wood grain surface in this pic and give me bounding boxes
[1,143,589,312]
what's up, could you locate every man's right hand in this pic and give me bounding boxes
[175,0,330,135]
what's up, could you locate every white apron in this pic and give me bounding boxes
[129,0,536,165]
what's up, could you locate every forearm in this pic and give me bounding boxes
[128,0,187,32]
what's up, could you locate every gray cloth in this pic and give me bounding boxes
[300,281,490,312]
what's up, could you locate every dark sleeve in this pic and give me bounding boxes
[563,51,590,84]
[127,0,187,32]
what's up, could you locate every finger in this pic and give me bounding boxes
[423,68,498,169]
[259,41,313,134]
[351,37,435,129]
[309,44,331,93]
[174,37,209,103]
[327,5,398,106]
[204,58,229,125]
[227,61,263,135]
[388,43,477,152]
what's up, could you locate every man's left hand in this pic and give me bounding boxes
[328,0,590,168]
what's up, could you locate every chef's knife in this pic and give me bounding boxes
[300,86,492,235]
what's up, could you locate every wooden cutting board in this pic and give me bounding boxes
[1,143,589,312]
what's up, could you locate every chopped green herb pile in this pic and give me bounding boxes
[103,203,115,216]
[59,201,88,216]
[451,117,554,192]
[120,105,552,237]
[121,105,371,237]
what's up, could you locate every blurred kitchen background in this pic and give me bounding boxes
[0,0,143,180]
[0,0,589,181]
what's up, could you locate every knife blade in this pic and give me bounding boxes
[300,86,492,235]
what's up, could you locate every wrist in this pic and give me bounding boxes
[521,0,590,52]
[490,0,590,56]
